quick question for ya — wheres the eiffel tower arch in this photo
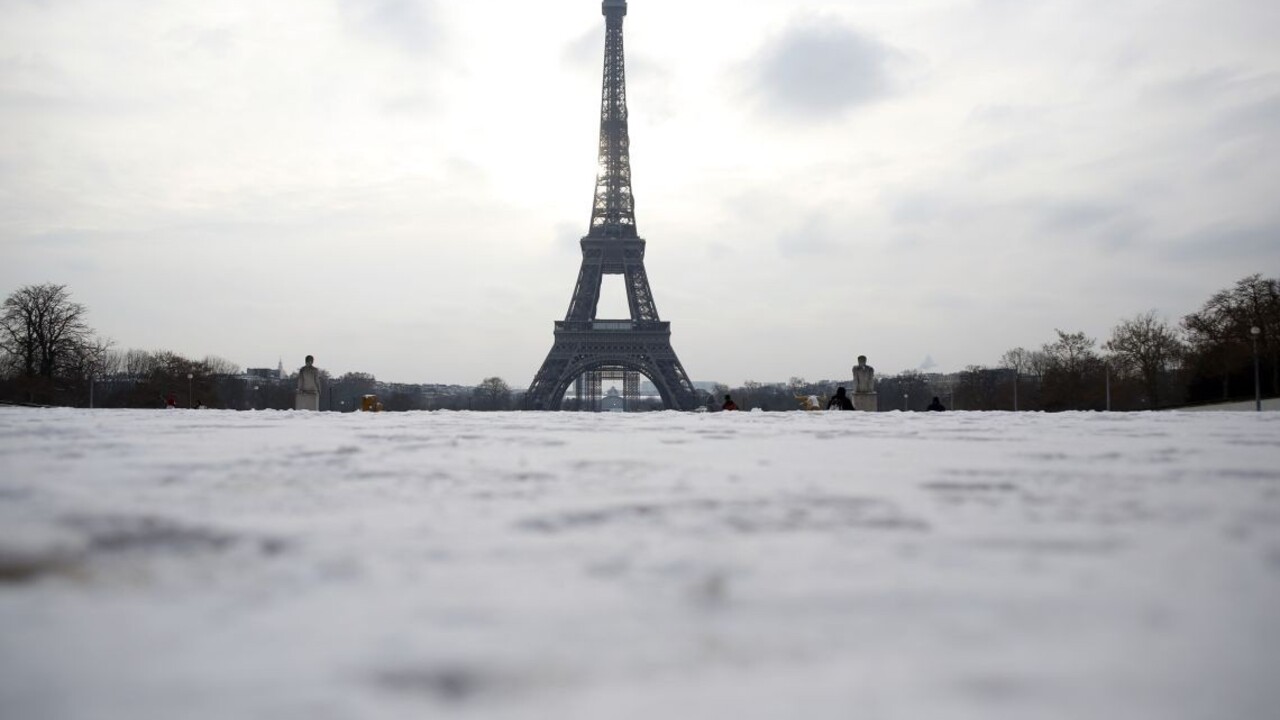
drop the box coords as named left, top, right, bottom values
left=525, top=0, right=698, bottom=411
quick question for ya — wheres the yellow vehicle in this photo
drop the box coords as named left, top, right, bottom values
left=360, top=394, right=384, bottom=412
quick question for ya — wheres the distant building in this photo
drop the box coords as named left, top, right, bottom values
left=601, top=386, right=625, bottom=412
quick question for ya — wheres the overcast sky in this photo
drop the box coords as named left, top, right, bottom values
left=2, top=0, right=1277, bottom=386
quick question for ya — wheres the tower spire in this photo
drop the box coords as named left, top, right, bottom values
left=590, top=0, right=637, bottom=238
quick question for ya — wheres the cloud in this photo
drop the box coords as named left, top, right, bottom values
left=561, top=24, right=600, bottom=70
left=1154, top=67, right=1249, bottom=101
left=339, top=0, right=440, bottom=56
left=1160, top=220, right=1280, bottom=263
left=1037, top=200, right=1144, bottom=252
left=1217, top=92, right=1280, bottom=138
left=747, top=17, right=896, bottom=120
left=775, top=213, right=842, bottom=258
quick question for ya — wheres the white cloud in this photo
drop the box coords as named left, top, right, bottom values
left=746, top=17, right=897, bottom=119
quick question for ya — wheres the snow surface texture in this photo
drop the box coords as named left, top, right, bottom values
left=1, top=407, right=1278, bottom=720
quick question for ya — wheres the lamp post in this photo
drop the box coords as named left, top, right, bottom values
left=1252, top=326, right=1262, bottom=412
left=187, top=373, right=194, bottom=408
left=902, top=392, right=909, bottom=411
left=1104, top=361, right=1111, bottom=412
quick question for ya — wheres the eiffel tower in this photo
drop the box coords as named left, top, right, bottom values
left=524, top=0, right=698, bottom=411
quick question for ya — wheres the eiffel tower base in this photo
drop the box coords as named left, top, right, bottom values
left=524, top=321, right=699, bottom=411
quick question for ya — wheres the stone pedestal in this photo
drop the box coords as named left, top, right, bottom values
left=853, top=392, right=878, bottom=412
left=295, top=392, right=319, bottom=411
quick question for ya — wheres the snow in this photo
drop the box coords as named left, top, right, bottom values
left=1, top=407, right=1278, bottom=720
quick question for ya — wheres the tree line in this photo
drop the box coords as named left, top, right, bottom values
left=880, top=274, right=1275, bottom=411
left=4, top=275, right=1274, bottom=411
left=705, top=275, right=1276, bottom=412
left=0, top=283, right=520, bottom=410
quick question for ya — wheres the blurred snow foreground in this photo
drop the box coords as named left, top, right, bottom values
left=1, top=408, right=1278, bottom=720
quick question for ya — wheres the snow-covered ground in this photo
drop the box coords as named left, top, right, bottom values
left=1, top=407, right=1278, bottom=720
left=1177, top=397, right=1280, bottom=412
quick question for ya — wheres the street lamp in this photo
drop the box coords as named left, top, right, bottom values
left=1104, top=361, right=1111, bottom=412
left=187, top=373, right=194, bottom=408
left=902, top=392, right=909, bottom=411
left=1252, top=326, right=1262, bottom=412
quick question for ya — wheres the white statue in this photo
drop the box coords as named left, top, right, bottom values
left=295, top=355, right=321, bottom=411
left=852, top=355, right=875, bottom=394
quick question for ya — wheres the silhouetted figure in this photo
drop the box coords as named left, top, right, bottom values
left=926, top=396, right=947, bottom=412
left=165, top=392, right=177, bottom=409
left=827, top=387, right=854, bottom=410
left=722, top=394, right=739, bottom=411
left=296, top=355, right=321, bottom=411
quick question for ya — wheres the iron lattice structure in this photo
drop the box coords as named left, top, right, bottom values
left=571, top=369, right=640, bottom=412
left=525, top=0, right=698, bottom=411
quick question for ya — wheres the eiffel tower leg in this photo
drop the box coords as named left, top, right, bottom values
left=566, top=251, right=604, bottom=323
left=623, top=261, right=659, bottom=323
left=525, top=353, right=570, bottom=410
left=651, top=357, right=698, bottom=411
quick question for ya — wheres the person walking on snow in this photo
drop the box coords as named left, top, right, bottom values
left=721, top=394, right=739, bottom=411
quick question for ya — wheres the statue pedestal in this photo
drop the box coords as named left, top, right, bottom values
left=853, top=392, right=878, bottom=412
left=295, top=393, right=319, bottom=411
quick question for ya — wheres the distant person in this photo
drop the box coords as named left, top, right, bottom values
left=296, top=355, right=321, bottom=411
left=926, top=396, right=947, bottom=412
left=165, top=392, right=177, bottom=409
left=721, top=394, right=739, bottom=411
left=827, top=387, right=854, bottom=411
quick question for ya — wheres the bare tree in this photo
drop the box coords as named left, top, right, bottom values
left=878, top=370, right=931, bottom=411
left=1105, top=311, right=1185, bottom=407
left=202, top=355, right=242, bottom=376
left=67, top=336, right=113, bottom=381
left=473, top=377, right=512, bottom=410
left=0, top=283, right=96, bottom=381
left=120, top=348, right=156, bottom=377
left=955, top=365, right=1006, bottom=410
left=1000, top=347, right=1032, bottom=410
left=1040, top=330, right=1102, bottom=410
left=1183, top=274, right=1279, bottom=401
